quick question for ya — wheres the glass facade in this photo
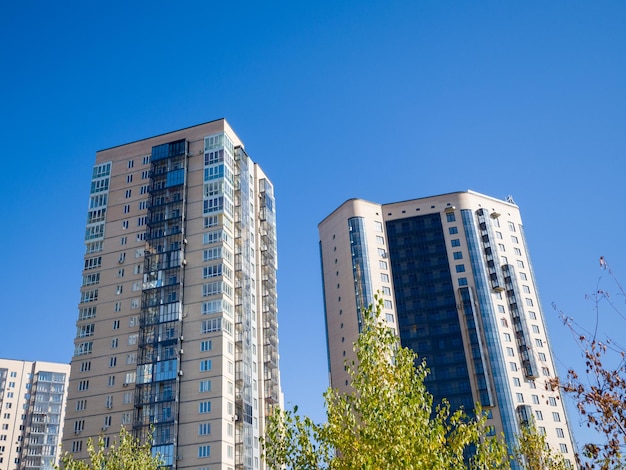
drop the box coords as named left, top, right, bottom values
left=134, top=139, right=188, bottom=467
left=348, top=217, right=373, bottom=331
left=386, top=213, right=473, bottom=411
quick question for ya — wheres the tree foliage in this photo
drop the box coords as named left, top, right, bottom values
left=549, top=257, right=626, bottom=469
left=57, top=427, right=162, bottom=470
left=262, top=296, right=511, bottom=469
left=549, top=257, right=626, bottom=470
left=514, top=421, right=568, bottom=470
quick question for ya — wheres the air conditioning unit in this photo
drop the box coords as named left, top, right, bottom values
left=123, top=383, right=128, bottom=387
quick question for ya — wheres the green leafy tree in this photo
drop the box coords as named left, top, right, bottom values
left=263, top=296, right=511, bottom=469
left=514, top=421, right=568, bottom=470
left=58, top=427, right=162, bottom=470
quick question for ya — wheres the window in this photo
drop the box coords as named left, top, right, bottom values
left=143, top=155, right=150, bottom=165
left=455, top=264, right=465, bottom=273
left=511, top=235, right=519, bottom=243
left=542, top=367, right=551, bottom=376
left=528, top=310, right=536, bottom=320
left=514, top=247, right=522, bottom=255
left=509, top=362, right=517, bottom=372
left=128, top=160, right=134, bottom=169
left=532, top=395, right=540, bottom=404
left=380, top=273, right=389, bottom=282
left=116, top=285, right=123, bottom=295
left=201, top=340, right=212, bottom=352
left=449, top=227, right=458, bottom=234
left=84, top=256, right=102, bottom=270
left=78, top=380, right=89, bottom=391
left=535, top=410, right=543, bottom=420
left=382, top=286, right=391, bottom=295
left=538, top=352, right=547, bottom=361
left=107, top=376, right=115, bottom=387
left=374, top=221, right=383, bottom=232
left=516, top=393, right=524, bottom=403
left=519, top=272, right=527, bottom=280
left=198, top=423, right=211, bottom=435
left=123, top=392, right=134, bottom=404
left=199, top=380, right=211, bottom=392
left=552, top=412, right=561, bottom=422
left=451, top=239, right=461, bottom=247
left=526, top=298, right=534, bottom=307
left=112, top=320, right=120, bottom=330
left=126, top=353, right=137, bottom=365
left=560, top=443, right=568, bottom=453
left=384, top=300, right=393, bottom=309
left=200, top=360, right=212, bottom=371
left=80, top=289, right=99, bottom=303
left=453, top=251, right=463, bottom=260
left=379, top=260, right=388, bottom=269
left=77, top=324, right=95, bottom=337
left=73, top=420, right=85, bottom=433
left=109, top=357, right=117, bottom=367
left=111, top=338, right=118, bottom=349
left=556, top=428, right=565, bottom=438
left=517, top=260, right=525, bottom=268
left=378, top=248, right=386, bottom=258
left=129, top=316, right=138, bottom=327
left=74, top=342, right=93, bottom=356
left=532, top=325, right=540, bottom=333
left=535, top=338, right=544, bottom=347
left=458, top=278, right=468, bottom=286
left=199, top=401, right=211, bottom=413
left=498, top=243, right=506, bottom=251
left=513, top=377, right=520, bottom=387
left=125, top=189, right=131, bottom=199
left=495, top=231, right=502, bottom=239
left=71, top=440, right=83, bottom=453
left=508, top=221, right=516, bottom=232
left=506, top=347, right=514, bottom=357
left=549, top=397, right=557, bottom=406
left=198, top=445, right=211, bottom=458
left=80, top=361, right=91, bottom=372
left=446, top=212, right=456, bottom=222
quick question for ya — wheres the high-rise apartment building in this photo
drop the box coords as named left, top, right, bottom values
left=63, top=120, right=281, bottom=470
left=319, top=191, right=576, bottom=467
left=0, top=359, right=70, bottom=470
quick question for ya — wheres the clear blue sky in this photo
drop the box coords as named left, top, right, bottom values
left=1, top=0, right=625, bottom=451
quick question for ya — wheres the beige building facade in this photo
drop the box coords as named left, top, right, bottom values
left=0, top=359, right=70, bottom=470
left=319, top=191, right=576, bottom=468
left=63, top=119, right=281, bottom=470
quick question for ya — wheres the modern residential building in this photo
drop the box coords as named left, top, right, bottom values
left=319, top=191, right=576, bottom=467
left=63, top=119, right=281, bottom=470
left=0, top=359, right=70, bottom=470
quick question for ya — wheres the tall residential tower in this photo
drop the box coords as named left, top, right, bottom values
left=0, top=359, right=70, bottom=470
left=63, top=120, right=281, bottom=470
left=319, top=191, right=576, bottom=467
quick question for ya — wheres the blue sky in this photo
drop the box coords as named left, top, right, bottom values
left=1, top=0, right=625, bottom=451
